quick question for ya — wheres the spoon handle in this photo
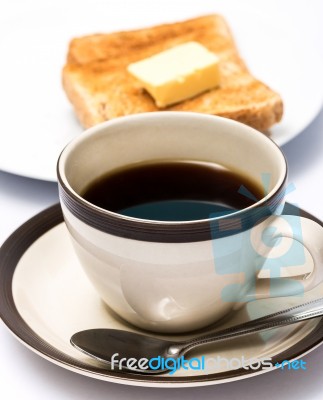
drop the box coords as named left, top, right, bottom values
left=172, top=297, right=323, bottom=355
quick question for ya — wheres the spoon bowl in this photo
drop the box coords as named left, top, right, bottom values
left=71, top=329, right=175, bottom=374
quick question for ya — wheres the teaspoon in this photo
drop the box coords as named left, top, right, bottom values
left=71, top=298, right=323, bottom=374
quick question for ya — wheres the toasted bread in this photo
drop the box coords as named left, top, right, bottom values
left=62, top=15, right=283, bottom=131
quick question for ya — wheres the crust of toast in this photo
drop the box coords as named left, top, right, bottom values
left=62, top=15, right=283, bottom=131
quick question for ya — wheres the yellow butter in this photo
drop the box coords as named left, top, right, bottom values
left=127, top=42, right=220, bottom=107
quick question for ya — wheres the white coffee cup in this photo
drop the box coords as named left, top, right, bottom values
left=57, top=112, right=323, bottom=333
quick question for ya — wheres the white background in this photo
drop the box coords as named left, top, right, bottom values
left=1, top=0, right=323, bottom=398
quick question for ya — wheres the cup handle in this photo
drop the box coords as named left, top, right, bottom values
left=244, top=214, right=323, bottom=301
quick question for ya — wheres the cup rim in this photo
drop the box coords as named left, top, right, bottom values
left=57, top=112, right=287, bottom=242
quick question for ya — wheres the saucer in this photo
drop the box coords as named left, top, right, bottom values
left=1, top=203, right=323, bottom=388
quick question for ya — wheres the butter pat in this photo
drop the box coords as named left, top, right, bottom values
left=127, top=42, right=220, bottom=107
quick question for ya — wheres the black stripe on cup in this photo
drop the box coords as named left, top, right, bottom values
left=57, top=173, right=287, bottom=243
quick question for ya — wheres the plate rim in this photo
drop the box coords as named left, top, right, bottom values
left=1, top=203, right=323, bottom=387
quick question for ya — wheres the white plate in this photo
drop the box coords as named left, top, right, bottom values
left=0, top=0, right=322, bottom=182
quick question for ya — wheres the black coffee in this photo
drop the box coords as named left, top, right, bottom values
left=82, top=161, right=263, bottom=221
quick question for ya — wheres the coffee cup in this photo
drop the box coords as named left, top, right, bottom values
left=57, top=112, right=323, bottom=333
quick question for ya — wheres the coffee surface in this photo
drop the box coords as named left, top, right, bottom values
left=82, top=161, right=263, bottom=221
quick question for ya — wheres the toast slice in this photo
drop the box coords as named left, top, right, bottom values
left=62, top=15, right=283, bottom=131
